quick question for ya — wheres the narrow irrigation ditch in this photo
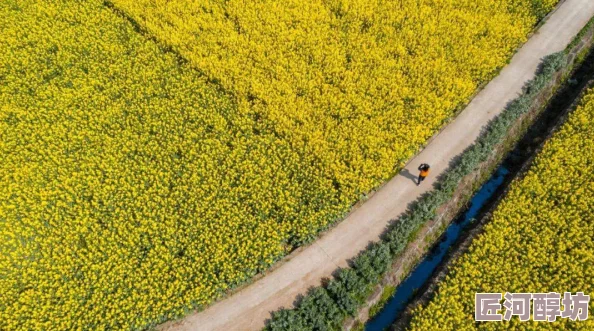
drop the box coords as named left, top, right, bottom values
left=362, top=37, right=594, bottom=331
left=365, top=167, right=509, bottom=331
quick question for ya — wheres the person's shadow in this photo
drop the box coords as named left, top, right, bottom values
left=400, top=168, right=418, bottom=184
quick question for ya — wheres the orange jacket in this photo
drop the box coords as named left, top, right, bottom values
left=420, top=169, right=430, bottom=177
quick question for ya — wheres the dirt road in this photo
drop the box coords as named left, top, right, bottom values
left=160, top=1, right=594, bottom=330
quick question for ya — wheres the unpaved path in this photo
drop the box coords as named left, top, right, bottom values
left=160, top=1, right=594, bottom=330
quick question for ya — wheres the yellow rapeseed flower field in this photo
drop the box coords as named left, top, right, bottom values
left=0, top=0, right=558, bottom=329
left=408, top=88, right=594, bottom=330
left=112, top=0, right=558, bottom=208
left=0, top=0, right=302, bottom=329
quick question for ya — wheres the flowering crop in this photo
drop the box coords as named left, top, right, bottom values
left=408, top=88, right=594, bottom=330
left=0, top=0, right=558, bottom=330
left=112, top=0, right=559, bottom=212
left=0, top=0, right=311, bottom=329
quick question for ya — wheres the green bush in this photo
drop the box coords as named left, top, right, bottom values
left=268, top=309, right=306, bottom=331
left=327, top=278, right=359, bottom=316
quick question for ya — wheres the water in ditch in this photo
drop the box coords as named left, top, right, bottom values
left=364, top=165, right=510, bottom=331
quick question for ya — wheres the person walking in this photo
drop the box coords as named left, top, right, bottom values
left=417, top=163, right=430, bottom=186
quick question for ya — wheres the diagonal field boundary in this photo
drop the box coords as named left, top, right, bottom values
left=159, top=1, right=594, bottom=330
